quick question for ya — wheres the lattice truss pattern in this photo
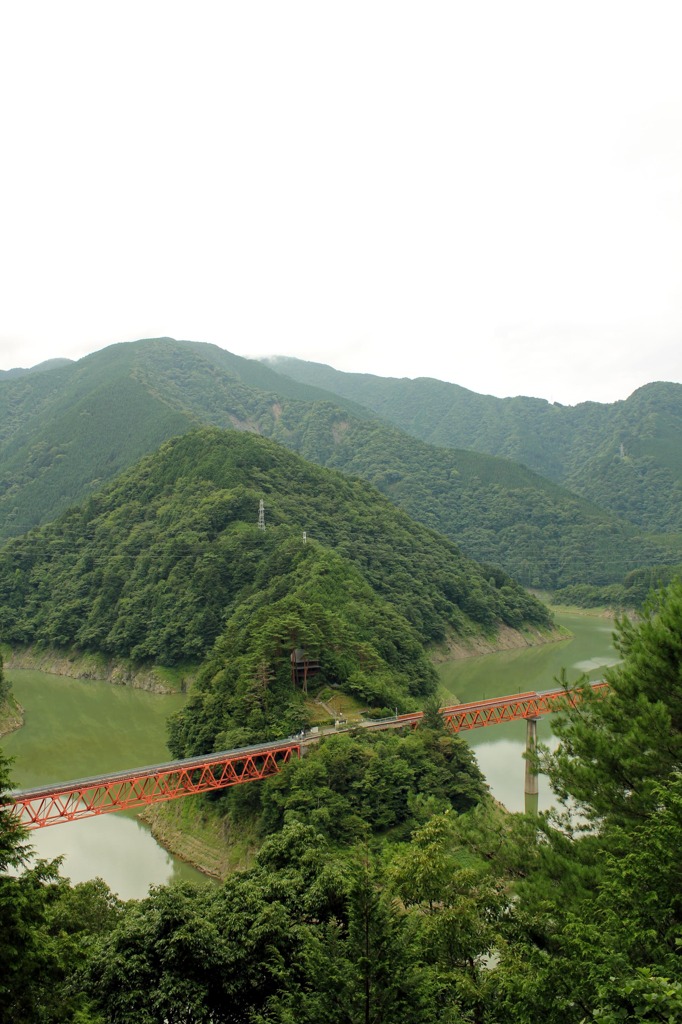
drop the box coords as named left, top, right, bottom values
left=10, top=744, right=299, bottom=829
left=7, top=683, right=607, bottom=829
left=439, top=681, right=609, bottom=732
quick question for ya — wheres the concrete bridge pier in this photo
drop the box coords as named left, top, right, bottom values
left=524, top=716, right=539, bottom=816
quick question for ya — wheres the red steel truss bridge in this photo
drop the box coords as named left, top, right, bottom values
left=8, top=681, right=607, bottom=829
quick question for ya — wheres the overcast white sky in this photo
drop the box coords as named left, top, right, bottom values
left=1, top=2, right=681, bottom=405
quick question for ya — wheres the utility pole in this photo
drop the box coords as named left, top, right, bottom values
left=258, top=499, right=265, bottom=531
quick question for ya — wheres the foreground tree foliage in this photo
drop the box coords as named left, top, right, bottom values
left=83, top=819, right=508, bottom=1024
left=492, top=579, right=682, bottom=1023
left=0, top=748, right=115, bottom=1023
left=4, top=579, right=682, bottom=1022
left=255, top=727, right=487, bottom=842
left=544, top=578, right=682, bottom=827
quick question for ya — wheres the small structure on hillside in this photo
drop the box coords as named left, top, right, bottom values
left=290, top=648, right=320, bottom=693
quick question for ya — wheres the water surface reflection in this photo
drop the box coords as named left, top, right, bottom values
left=437, top=611, right=618, bottom=812
left=4, top=669, right=211, bottom=898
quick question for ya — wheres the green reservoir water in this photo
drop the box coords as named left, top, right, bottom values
left=2, top=610, right=619, bottom=894
left=437, top=611, right=620, bottom=813
left=3, top=669, right=210, bottom=899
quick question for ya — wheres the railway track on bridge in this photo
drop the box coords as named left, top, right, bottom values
left=6, top=681, right=607, bottom=829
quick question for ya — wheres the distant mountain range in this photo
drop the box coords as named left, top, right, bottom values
left=266, top=357, right=682, bottom=534
left=0, top=338, right=678, bottom=593
left=0, top=358, right=73, bottom=379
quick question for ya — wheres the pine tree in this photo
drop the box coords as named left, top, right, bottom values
left=542, top=579, right=682, bottom=826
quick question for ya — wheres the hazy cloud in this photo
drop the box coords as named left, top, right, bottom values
left=1, top=1, right=680, bottom=405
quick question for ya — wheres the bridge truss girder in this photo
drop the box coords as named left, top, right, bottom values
left=7, top=682, right=608, bottom=830
left=11, top=744, right=300, bottom=830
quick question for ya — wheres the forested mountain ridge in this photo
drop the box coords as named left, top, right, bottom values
left=0, top=357, right=73, bottom=379
left=268, top=356, right=682, bottom=533
left=267, top=399, right=668, bottom=589
left=564, top=381, right=682, bottom=531
left=0, top=428, right=551, bottom=745
left=0, top=338, right=670, bottom=591
left=0, top=338, right=368, bottom=541
left=5, top=581, right=682, bottom=1023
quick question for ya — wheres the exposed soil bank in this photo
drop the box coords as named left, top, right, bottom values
left=431, top=622, right=569, bottom=664
left=5, top=623, right=566, bottom=700
left=4, top=645, right=196, bottom=695
left=5, top=618, right=566, bottom=694
left=0, top=696, right=24, bottom=738
left=140, top=799, right=260, bottom=882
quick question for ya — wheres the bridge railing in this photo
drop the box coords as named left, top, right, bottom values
left=6, top=680, right=608, bottom=829
left=9, top=741, right=299, bottom=830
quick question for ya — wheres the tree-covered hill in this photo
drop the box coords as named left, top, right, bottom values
left=0, top=338, right=670, bottom=591
left=267, top=399, right=668, bottom=589
left=564, top=382, right=682, bottom=532
left=0, top=338, right=368, bottom=542
left=0, top=428, right=551, bottom=743
left=0, top=357, right=73, bottom=379
left=268, top=357, right=682, bottom=534
left=5, top=581, right=682, bottom=1023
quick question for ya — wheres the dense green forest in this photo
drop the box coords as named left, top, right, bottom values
left=553, top=561, right=682, bottom=609
left=271, top=357, right=682, bottom=535
left=274, top=401, right=668, bottom=590
left=0, top=428, right=551, bottom=743
left=0, top=653, right=10, bottom=726
left=0, top=337, right=673, bottom=593
left=4, top=580, right=682, bottom=1022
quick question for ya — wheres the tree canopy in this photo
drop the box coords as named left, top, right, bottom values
left=0, top=428, right=553, bottom=749
left=4, top=577, right=682, bottom=1022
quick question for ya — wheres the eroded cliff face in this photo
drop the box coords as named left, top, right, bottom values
left=430, top=621, right=569, bottom=663
left=4, top=646, right=195, bottom=695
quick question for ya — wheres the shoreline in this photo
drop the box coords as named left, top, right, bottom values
left=139, top=799, right=260, bottom=882
left=3, top=645, right=197, bottom=696
left=0, top=696, right=24, bottom=738
left=430, top=621, right=569, bottom=664
left=2, top=622, right=574, bottom=878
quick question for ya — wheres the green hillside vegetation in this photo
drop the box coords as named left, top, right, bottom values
left=4, top=580, right=682, bottom=1023
left=0, top=428, right=550, bottom=745
left=554, top=563, right=682, bottom=609
left=269, top=400, right=668, bottom=589
left=0, top=357, right=73, bottom=379
left=0, top=338, right=671, bottom=592
left=564, top=382, right=682, bottom=532
left=0, top=339, right=366, bottom=542
left=270, top=357, right=682, bottom=535
left=170, top=714, right=487, bottom=845
left=0, top=653, right=19, bottom=736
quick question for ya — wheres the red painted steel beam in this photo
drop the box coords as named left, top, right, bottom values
left=10, top=742, right=300, bottom=829
left=378, top=681, right=608, bottom=732
left=439, top=680, right=609, bottom=733
left=6, top=681, right=608, bottom=829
